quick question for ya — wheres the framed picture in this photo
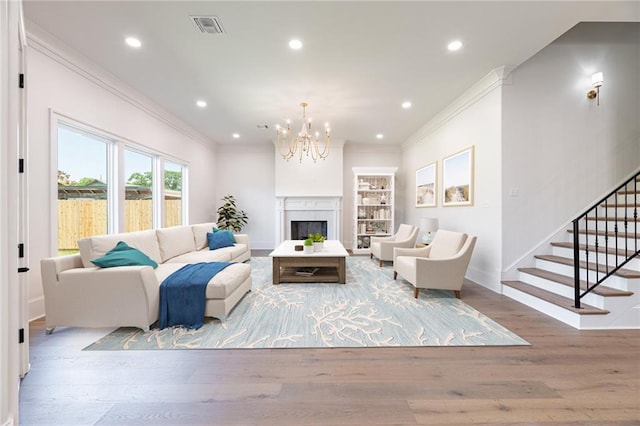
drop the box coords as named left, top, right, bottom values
left=442, top=146, right=474, bottom=207
left=415, top=161, right=437, bottom=207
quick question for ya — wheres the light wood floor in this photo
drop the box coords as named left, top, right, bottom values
left=19, top=255, right=640, bottom=425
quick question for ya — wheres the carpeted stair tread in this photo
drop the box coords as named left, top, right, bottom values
left=518, top=268, right=633, bottom=297
left=551, top=241, right=638, bottom=258
left=534, top=254, right=640, bottom=278
left=567, top=228, right=639, bottom=240
left=502, top=281, right=609, bottom=315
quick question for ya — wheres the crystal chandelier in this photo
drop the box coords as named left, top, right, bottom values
left=276, top=102, right=330, bottom=163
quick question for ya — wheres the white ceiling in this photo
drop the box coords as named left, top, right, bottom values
left=22, top=1, right=639, bottom=149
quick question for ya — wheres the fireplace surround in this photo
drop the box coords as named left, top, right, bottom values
left=275, top=197, right=342, bottom=245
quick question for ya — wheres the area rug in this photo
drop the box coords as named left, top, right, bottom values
left=84, top=257, right=528, bottom=350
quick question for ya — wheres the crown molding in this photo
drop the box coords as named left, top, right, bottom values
left=402, top=66, right=514, bottom=150
left=25, top=20, right=215, bottom=149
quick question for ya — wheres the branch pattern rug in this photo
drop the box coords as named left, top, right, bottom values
left=85, top=257, right=528, bottom=350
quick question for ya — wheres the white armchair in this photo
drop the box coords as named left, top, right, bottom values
left=369, top=224, right=419, bottom=267
left=393, top=230, right=477, bottom=299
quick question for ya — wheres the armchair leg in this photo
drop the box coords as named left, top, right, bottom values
left=370, top=253, right=373, bottom=259
left=393, top=271, right=397, bottom=280
left=413, top=288, right=419, bottom=299
left=379, top=259, right=383, bottom=267
left=454, top=290, right=461, bottom=299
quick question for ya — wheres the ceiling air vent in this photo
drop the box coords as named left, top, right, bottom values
left=190, top=16, right=225, bottom=34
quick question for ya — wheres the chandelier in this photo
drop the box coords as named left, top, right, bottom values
left=276, top=102, right=330, bottom=163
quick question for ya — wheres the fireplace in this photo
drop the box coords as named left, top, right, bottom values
left=291, top=220, right=328, bottom=240
left=275, top=196, right=342, bottom=245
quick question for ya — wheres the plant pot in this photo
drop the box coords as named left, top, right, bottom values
left=303, top=245, right=313, bottom=254
left=313, top=242, right=323, bottom=252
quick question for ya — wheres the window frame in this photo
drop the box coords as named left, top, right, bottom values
left=51, top=112, right=189, bottom=255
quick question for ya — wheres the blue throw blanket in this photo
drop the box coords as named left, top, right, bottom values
left=159, top=262, right=233, bottom=330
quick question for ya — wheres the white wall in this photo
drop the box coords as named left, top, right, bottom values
left=274, top=140, right=344, bottom=197
left=401, top=72, right=505, bottom=290
left=502, top=22, right=640, bottom=269
left=216, top=141, right=399, bottom=250
left=26, top=27, right=218, bottom=320
left=343, top=143, right=403, bottom=249
left=215, top=144, right=275, bottom=250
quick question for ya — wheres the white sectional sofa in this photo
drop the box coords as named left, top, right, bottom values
left=40, top=223, right=252, bottom=333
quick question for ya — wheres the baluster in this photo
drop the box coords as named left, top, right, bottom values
left=584, top=215, right=590, bottom=292
left=573, top=218, right=581, bottom=309
left=594, top=206, right=599, bottom=286
left=604, top=198, right=609, bottom=272
left=625, top=185, right=629, bottom=254
left=635, top=177, right=638, bottom=253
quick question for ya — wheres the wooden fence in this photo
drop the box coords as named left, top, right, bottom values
left=58, top=199, right=181, bottom=250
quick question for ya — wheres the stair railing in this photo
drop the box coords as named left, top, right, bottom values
left=572, top=170, right=639, bottom=308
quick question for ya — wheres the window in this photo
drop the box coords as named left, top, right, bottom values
left=55, top=118, right=188, bottom=255
left=57, top=125, right=109, bottom=255
left=124, top=149, right=153, bottom=232
left=164, top=161, right=183, bottom=227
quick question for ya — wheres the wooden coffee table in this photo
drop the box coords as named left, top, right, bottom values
left=269, top=240, right=349, bottom=284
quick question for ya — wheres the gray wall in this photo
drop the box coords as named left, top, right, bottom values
left=502, top=22, right=640, bottom=269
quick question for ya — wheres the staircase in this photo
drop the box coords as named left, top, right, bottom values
left=502, top=173, right=640, bottom=329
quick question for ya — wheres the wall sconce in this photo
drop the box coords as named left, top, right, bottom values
left=587, top=72, right=604, bottom=106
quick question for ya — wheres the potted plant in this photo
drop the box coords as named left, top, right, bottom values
left=309, top=233, right=325, bottom=251
left=303, top=238, right=314, bottom=254
left=216, top=194, right=248, bottom=232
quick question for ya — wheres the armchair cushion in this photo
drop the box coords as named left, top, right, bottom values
left=428, top=230, right=467, bottom=259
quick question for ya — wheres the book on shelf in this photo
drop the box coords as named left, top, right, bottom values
left=295, top=267, right=320, bottom=276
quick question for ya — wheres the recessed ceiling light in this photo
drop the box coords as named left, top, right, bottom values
left=196, top=100, right=207, bottom=108
left=232, top=133, right=240, bottom=139
left=448, top=40, right=463, bottom=51
left=125, top=37, right=142, bottom=48
left=289, top=39, right=303, bottom=50
left=376, top=134, right=384, bottom=139
left=401, top=101, right=412, bottom=109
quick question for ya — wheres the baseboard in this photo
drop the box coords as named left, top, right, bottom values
left=466, top=265, right=501, bottom=293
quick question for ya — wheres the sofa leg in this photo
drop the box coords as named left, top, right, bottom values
left=413, top=288, right=419, bottom=299
left=45, top=327, right=55, bottom=335
left=379, top=259, right=383, bottom=267
left=393, top=271, right=397, bottom=280
left=370, top=253, right=373, bottom=259
left=454, top=290, right=461, bottom=299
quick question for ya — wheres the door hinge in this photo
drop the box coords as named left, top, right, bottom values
left=18, top=267, right=29, bottom=273
left=19, top=158, right=24, bottom=173
left=19, top=328, right=24, bottom=344
left=19, top=73, right=24, bottom=89
left=18, top=243, right=24, bottom=258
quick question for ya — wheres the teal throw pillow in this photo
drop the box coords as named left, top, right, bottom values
left=207, top=231, right=234, bottom=250
left=212, top=227, right=236, bottom=243
left=91, top=241, right=158, bottom=269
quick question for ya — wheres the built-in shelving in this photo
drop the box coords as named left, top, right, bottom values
left=352, top=167, right=397, bottom=254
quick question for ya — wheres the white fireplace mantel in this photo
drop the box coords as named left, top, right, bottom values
left=275, top=196, right=342, bottom=245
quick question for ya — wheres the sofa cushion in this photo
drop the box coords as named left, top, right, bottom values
left=205, top=263, right=251, bottom=299
left=156, top=226, right=196, bottom=262
left=207, top=231, right=234, bottom=250
left=429, top=230, right=467, bottom=259
left=191, top=222, right=219, bottom=250
left=166, top=248, right=233, bottom=264
left=78, top=229, right=162, bottom=268
left=91, top=241, right=158, bottom=269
